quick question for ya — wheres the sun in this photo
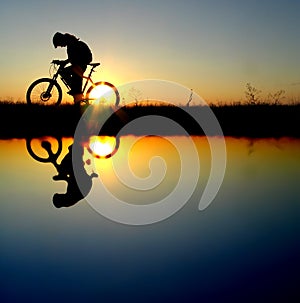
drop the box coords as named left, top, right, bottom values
left=88, top=84, right=118, bottom=105
left=88, top=136, right=119, bottom=158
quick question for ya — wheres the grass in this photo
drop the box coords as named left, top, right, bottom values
left=0, top=101, right=299, bottom=138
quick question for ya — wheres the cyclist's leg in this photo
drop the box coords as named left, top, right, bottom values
left=70, top=65, right=85, bottom=92
left=70, top=65, right=87, bottom=103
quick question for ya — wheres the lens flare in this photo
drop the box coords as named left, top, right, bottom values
left=74, top=79, right=227, bottom=225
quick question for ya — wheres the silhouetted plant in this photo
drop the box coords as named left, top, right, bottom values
left=128, top=87, right=143, bottom=106
left=268, top=89, right=285, bottom=105
left=245, top=83, right=262, bottom=105
left=186, top=89, right=193, bottom=107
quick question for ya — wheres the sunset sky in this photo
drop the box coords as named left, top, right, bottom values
left=0, top=0, right=299, bottom=103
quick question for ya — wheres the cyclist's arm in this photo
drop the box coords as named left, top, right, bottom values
left=60, top=59, right=70, bottom=66
left=52, top=59, right=70, bottom=66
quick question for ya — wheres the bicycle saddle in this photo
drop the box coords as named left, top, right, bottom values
left=89, top=63, right=100, bottom=67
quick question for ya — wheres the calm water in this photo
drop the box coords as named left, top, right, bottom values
left=0, top=136, right=299, bottom=302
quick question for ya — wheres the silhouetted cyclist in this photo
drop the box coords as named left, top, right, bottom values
left=52, top=32, right=93, bottom=103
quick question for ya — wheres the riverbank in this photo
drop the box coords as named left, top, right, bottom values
left=0, top=102, right=299, bottom=138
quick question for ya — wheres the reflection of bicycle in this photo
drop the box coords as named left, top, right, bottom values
left=26, top=137, right=63, bottom=168
left=26, top=137, right=99, bottom=208
left=26, top=61, right=120, bottom=106
left=26, top=136, right=120, bottom=166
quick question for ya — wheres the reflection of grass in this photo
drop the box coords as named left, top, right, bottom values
left=209, top=103, right=300, bottom=138
left=0, top=101, right=81, bottom=138
left=0, top=101, right=299, bottom=138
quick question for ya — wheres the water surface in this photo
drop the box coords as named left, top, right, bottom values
left=0, top=137, right=299, bottom=302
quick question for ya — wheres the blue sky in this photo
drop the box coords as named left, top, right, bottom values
left=0, top=0, right=299, bottom=103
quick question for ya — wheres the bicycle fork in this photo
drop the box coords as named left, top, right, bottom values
left=44, top=74, right=60, bottom=98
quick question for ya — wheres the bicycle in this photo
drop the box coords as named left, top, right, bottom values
left=26, top=61, right=120, bottom=106
left=25, top=136, right=99, bottom=208
left=26, top=136, right=120, bottom=166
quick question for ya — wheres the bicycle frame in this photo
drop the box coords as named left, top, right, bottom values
left=52, top=62, right=100, bottom=95
left=82, top=64, right=100, bottom=93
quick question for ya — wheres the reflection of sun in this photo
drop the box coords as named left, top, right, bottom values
left=88, top=136, right=117, bottom=158
left=88, top=85, right=115, bottom=105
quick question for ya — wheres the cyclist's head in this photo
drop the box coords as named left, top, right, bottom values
left=52, top=193, right=65, bottom=208
left=53, top=32, right=66, bottom=48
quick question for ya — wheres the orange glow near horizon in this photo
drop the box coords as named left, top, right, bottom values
left=88, top=136, right=118, bottom=159
left=88, top=84, right=118, bottom=106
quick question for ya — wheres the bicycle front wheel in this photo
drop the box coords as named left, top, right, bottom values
left=26, top=137, right=63, bottom=163
left=85, top=81, right=120, bottom=106
left=26, top=78, right=62, bottom=106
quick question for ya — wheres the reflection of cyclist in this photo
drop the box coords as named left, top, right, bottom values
left=52, top=143, right=98, bottom=208
left=52, top=32, right=93, bottom=103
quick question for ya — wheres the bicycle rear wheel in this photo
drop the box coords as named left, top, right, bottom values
left=85, top=81, right=120, bottom=106
left=26, top=78, right=62, bottom=106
